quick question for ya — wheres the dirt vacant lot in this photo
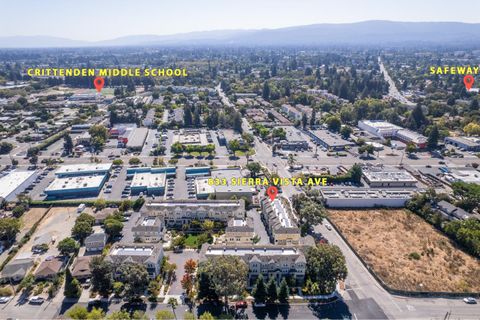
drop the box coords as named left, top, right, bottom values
left=20, top=208, right=49, bottom=233
left=328, top=209, right=480, bottom=293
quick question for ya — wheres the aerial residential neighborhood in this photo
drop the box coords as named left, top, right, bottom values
left=0, top=1, right=480, bottom=320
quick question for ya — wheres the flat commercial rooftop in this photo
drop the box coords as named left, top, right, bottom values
left=363, top=169, right=417, bottom=183
left=448, top=169, right=480, bottom=184
left=56, top=163, right=112, bottom=176
left=321, top=189, right=415, bottom=199
left=0, top=170, right=36, bottom=199
left=311, top=130, right=355, bottom=147
left=131, top=173, right=166, bottom=189
left=127, top=128, right=149, bottom=148
left=46, top=175, right=105, bottom=192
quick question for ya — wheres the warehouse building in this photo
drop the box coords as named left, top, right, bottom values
left=55, top=164, right=112, bottom=177
left=305, top=130, right=354, bottom=151
left=444, top=136, right=480, bottom=152
left=126, top=127, right=149, bottom=151
left=131, top=172, right=166, bottom=196
left=195, top=168, right=255, bottom=200
left=358, top=120, right=427, bottom=148
left=126, top=167, right=176, bottom=178
left=363, top=167, right=418, bottom=188
left=45, top=163, right=111, bottom=199
left=0, top=170, right=37, bottom=202
left=321, top=188, right=415, bottom=208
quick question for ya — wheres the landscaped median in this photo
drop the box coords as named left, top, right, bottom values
left=328, top=209, right=480, bottom=295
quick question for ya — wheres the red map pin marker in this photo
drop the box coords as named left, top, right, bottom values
left=267, top=186, right=278, bottom=201
left=464, top=75, right=474, bottom=90
left=94, top=77, right=105, bottom=92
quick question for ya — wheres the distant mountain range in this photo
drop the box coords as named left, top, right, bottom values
left=2, top=21, right=480, bottom=48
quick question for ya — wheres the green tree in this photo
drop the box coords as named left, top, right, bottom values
left=107, top=311, right=131, bottom=320
left=129, top=157, right=142, bottom=165
left=156, top=310, right=175, bottom=320
left=199, top=312, right=214, bottom=320
left=113, top=281, right=124, bottom=297
left=266, top=277, right=278, bottom=303
left=119, top=263, right=149, bottom=299
left=93, top=198, right=107, bottom=211
left=57, top=237, right=79, bottom=255
left=406, top=143, right=417, bottom=154
left=340, top=126, right=353, bottom=139
left=197, top=272, right=218, bottom=301
left=0, top=142, right=14, bottom=155
left=233, top=112, right=243, bottom=133
left=326, top=116, right=341, bottom=132
left=12, top=205, right=26, bottom=218
left=64, top=268, right=82, bottom=298
left=167, top=297, right=178, bottom=320
left=133, top=197, right=145, bottom=211
left=64, top=134, right=74, bottom=155
left=301, top=113, right=308, bottom=130
left=197, top=255, right=248, bottom=309
left=349, top=164, right=362, bottom=184
left=278, top=278, right=289, bottom=303
left=112, top=159, right=124, bottom=166
left=252, top=274, right=267, bottom=305
left=262, top=81, right=270, bottom=101
left=132, top=310, right=148, bottom=320
left=0, top=217, right=20, bottom=242
left=427, top=125, right=439, bottom=150
left=72, top=221, right=93, bottom=242
left=66, top=305, right=89, bottom=320
left=87, top=308, right=105, bottom=319
left=90, top=256, right=113, bottom=297
left=246, top=162, right=262, bottom=178
left=305, top=244, right=348, bottom=295
left=104, top=218, right=123, bottom=239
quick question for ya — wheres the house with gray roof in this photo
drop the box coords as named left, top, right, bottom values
left=224, top=217, right=255, bottom=244
left=436, top=200, right=472, bottom=221
left=85, top=232, right=106, bottom=252
left=0, top=258, right=34, bottom=283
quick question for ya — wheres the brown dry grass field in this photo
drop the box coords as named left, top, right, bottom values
left=328, top=209, right=480, bottom=293
left=20, top=208, right=48, bottom=232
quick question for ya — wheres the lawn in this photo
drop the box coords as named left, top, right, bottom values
left=328, top=209, right=480, bottom=293
left=184, top=235, right=199, bottom=248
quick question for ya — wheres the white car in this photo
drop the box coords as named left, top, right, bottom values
left=0, top=296, right=11, bottom=303
left=463, top=297, right=477, bottom=304
left=325, top=223, right=332, bottom=231
left=29, top=296, right=45, bottom=304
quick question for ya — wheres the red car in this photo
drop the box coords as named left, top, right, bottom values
left=235, top=301, right=248, bottom=309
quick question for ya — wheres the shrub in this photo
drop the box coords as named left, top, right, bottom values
left=408, top=252, right=421, bottom=260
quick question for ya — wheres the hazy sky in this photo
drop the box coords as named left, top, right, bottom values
left=2, top=0, right=479, bottom=41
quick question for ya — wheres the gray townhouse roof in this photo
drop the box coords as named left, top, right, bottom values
left=105, top=243, right=163, bottom=266
left=85, top=232, right=106, bottom=245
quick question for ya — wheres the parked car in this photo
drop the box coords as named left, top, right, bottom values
left=0, top=296, right=11, bottom=303
left=29, top=296, right=45, bottom=304
left=325, top=223, right=332, bottom=231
